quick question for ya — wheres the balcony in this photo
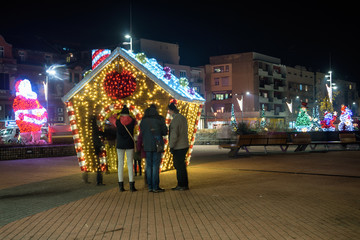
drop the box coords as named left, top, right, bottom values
left=258, top=68, right=268, bottom=76
left=273, top=98, right=282, bottom=104
left=264, top=84, right=274, bottom=90
left=265, top=110, right=275, bottom=116
left=259, top=96, right=269, bottom=103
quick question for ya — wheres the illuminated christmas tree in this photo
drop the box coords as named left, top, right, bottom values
left=295, top=102, right=312, bottom=132
left=259, top=105, right=268, bottom=130
left=338, top=105, right=354, bottom=131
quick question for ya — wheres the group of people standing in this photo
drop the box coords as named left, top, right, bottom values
left=113, top=102, right=189, bottom=193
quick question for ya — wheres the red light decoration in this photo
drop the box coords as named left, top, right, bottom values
left=103, top=70, right=137, bottom=100
left=13, top=79, right=48, bottom=133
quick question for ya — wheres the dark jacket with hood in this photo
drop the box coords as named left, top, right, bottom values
left=139, top=107, right=168, bottom=152
left=116, top=114, right=136, bottom=149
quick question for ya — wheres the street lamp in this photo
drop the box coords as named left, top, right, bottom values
left=44, top=64, right=65, bottom=111
left=44, top=64, right=65, bottom=143
left=325, top=71, right=336, bottom=103
left=236, top=92, right=251, bottom=122
left=123, top=34, right=133, bottom=52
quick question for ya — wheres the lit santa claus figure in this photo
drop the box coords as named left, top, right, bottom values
left=13, top=79, right=48, bottom=144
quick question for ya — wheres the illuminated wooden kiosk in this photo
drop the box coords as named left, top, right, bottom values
left=62, top=48, right=205, bottom=173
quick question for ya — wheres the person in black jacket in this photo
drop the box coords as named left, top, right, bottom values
left=116, top=105, right=137, bottom=192
left=91, top=116, right=105, bottom=186
left=139, top=105, right=167, bottom=193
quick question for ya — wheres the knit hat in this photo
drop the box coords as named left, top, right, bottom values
left=120, top=105, right=130, bottom=114
left=168, top=102, right=178, bottom=112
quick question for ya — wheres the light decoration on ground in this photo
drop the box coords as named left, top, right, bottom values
left=338, top=105, right=354, bottom=131
left=63, top=48, right=204, bottom=172
left=321, top=111, right=337, bottom=131
left=311, top=105, right=321, bottom=131
left=92, top=49, right=111, bottom=70
left=13, top=79, right=48, bottom=144
left=295, top=102, right=312, bottom=132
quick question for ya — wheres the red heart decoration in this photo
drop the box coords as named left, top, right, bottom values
left=103, top=70, right=137, bottom=99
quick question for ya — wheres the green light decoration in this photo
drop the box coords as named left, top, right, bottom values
left=295, top=102, right=312, bottom=132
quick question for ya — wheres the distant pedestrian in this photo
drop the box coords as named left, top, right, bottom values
left=91, top=116, right=105, bottom=186
left=116, top=105, right=137, bottom=192
left=168, top=102, right=189, bottom=191
left=135, top=131, right=146, bottom=176
left=140, top=105, right=167, bottom=193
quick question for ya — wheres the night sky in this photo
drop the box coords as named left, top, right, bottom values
left=1, top=1, right=358, bottom=84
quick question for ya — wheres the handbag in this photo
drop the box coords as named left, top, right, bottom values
left=150, top=122, right=164, bottom=153
left=154, top=136, right=165, bottom=153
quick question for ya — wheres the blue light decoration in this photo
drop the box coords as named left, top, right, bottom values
left=338, top=105, right=354, bottom=131
left=92, top=49, right=111, bottom=70
left=124, top=49, right=205, bottom=102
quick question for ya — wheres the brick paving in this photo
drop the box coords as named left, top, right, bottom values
left=0, top=146, right=360, bottom=239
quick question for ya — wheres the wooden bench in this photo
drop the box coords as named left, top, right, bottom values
left=289, top=133, right=311, bottom=152
left=220, top=133, right=289, bottom=157
left=220, top=132, right=360, bottom=157
left=309, top=133, right=360, bottom=151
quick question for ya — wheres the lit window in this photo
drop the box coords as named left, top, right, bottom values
left=216, top=94, right=224, bottom=100
left=213, top=66, right=224, bottom=73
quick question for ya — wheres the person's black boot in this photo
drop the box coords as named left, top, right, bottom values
left=82, top=172, right=90, bottom=184
left=96, top=171, right=104, bottom=185
left=129, top=182, right=137, bottom=192
left=118, top=182, right=125, bottom=192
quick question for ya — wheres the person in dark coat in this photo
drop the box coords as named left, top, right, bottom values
left=135, top=131, right=146, bottom=176
left=91, top=116, right=105, bottom=185
left=168, top=102, right=189, bottom=191
left=116, top=105, right=137, bottom=192
left=139, top=105, right=167, bottom=193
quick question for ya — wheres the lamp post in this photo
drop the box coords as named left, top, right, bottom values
left=325, top=71, right=336, bottom=103
left=236, top=91, right=250, bottom=122
left=44, top=64, right=65, bottom=143
left=123, top=34, right=133, bottom=52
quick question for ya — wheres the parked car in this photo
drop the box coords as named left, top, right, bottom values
left=1, top=127, right=21, bottom=143
left=0, top=127, right=48, bottom=144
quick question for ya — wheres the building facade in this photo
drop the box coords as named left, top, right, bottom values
left=205, top=52, right=287, bottom=129
left=0, top=34, right=89, bottom=127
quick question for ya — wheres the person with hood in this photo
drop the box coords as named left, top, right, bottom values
left=116, top=105, right=137, bottom=192
left=168, top=102, right=189, bottom=191
left=140, top=105, right=167, bottom=193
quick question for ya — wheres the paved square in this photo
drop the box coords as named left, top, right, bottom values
left=1, top=146, right=360, bottom=239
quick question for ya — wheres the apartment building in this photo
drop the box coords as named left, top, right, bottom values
left=286, top=65, right=315, bottom=116
left=0, top=34, right=88, bottom=127
left=205, top=52, right=287, bottom=129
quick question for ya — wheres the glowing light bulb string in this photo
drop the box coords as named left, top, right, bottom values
left=66, top=101, right=87, bottom=171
